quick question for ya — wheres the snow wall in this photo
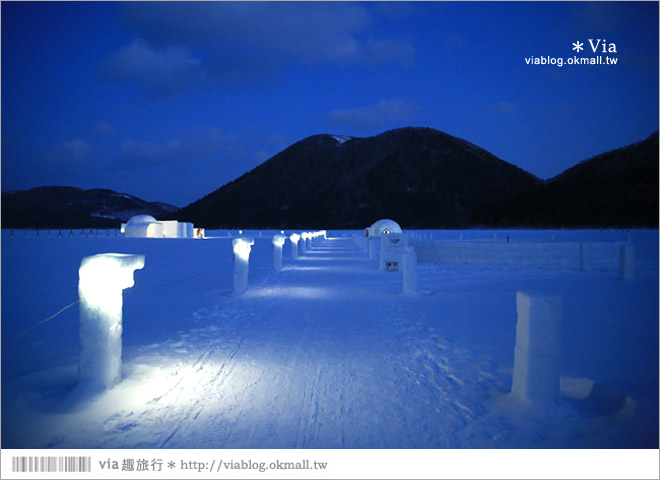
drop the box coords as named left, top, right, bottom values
left=409, top=240, right=628, bottom=269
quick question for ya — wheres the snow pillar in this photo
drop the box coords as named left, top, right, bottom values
left=272, top=234, right=286, bottom=271
left=78, top=253, right=145, bottom=390
left=289, top=233, right=300, bottom=259
left=300, top=233, right=308, bottom=253
left=369, top=237, right=377, bottom=259
left=403, top=247, right=417, bottom=294
left=232, top=238, right=254, bottom=293
left=512, top=292, right=562, bottom=403
left=619, top=245, right=635, bottom=281
left=579, top=242, right=592, bottom=272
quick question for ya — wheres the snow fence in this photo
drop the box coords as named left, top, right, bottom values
left=409, top=240, right=630, bottom=270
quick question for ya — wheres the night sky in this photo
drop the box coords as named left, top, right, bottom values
left=2, top=1, right=658, bottom=207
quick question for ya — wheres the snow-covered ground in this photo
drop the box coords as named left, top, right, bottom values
left=1, top=229, right=658, bottom=449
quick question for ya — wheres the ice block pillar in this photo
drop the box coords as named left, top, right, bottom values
left=579, top=242, right=591, bottom=272
left=272, top=234, right=286, bottom=271
left=511, top=292, right=562, bottom=402
left=300, top=233, right=308, bottom=253
left=289, top=233, right=300, bottom=259
left=78, top=253, right=145, bottom=390
left=232, top=238, right=254, bottom=293
left=369, top=237, right=377, bottom=259
left=619, top=245, right=635, bottom=281
left=403, top=247, right=417, bottom=294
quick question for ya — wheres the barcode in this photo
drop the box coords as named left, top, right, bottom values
left=11, top=456, right=92, bottom=473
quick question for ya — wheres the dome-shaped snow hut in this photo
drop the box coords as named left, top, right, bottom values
left=367, top=219, right=402, bottom=238
left=124, top=214, right=163, bottom=238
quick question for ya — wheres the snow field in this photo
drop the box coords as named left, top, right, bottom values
left=1, top=229, right=658, bottom=448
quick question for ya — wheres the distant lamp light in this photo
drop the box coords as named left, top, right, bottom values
left=78, top=253, right=145, bottom=390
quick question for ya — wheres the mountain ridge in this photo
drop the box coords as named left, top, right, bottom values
left=3, top=127, right=657, bottom=229
left=176, top=127, right=544, bottom=229
left=475, top=130, right=658, bottom=227
left=1, top=186, right=179, bottom=229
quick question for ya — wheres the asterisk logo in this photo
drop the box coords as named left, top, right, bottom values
left=572, top=41, right=584, bottom=52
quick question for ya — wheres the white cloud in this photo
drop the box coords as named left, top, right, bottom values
left=45, top=139, right=94, bottom=164
left=97, top=39, right=206, bottom=98
left=94, top=122, right=115, bottom=135
left=488, top=101, right=515, bottom=115
left=100, top=3, right=415, bottom=97
left=325, top=98, right=422, bottom=130
left=120, top=127, right=238, bottom=165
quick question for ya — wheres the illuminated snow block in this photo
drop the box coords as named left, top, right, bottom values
left=161, top=220, right=179, bottom=238
left=512, top=292, right=562, bottom=402
left=78, top=253, right=145, bottom=390
left=289, top=233, right=301, bottom=259
left=579, top=242, right=592, bottom=272
left=619, top=245, right=635, bottom=281
left=403, top=247, right=417, bottom=294
left=379, top=233, right=408, bottom=271
left=232, top=237, right=255, bottom=293
left=272, top=234, right=286, bottom=271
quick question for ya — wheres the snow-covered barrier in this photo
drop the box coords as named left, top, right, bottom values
left=379, top=233, right=408, bottom=271
left=409, top=240, right=630, bottom=269
left=232, top=238, right=254, bottom=293
left=368, top=237, right=378, bottom=259
left=619, top=245, right=635, bottom=281
left=78, top=253, right=145, bottom=390
left=272, top=234, right=286, bottom=271
left=289, top=233, right=300, bottom=259
left=402, top=247, right=417, bottom=294
left=512, top=291, right=562, bottom=402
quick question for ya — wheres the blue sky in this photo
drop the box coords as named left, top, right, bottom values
left=2, top=1, right=658, bottom=207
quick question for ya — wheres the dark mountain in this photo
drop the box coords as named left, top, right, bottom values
left=476, top=131, right=659, bottom=228
left=176, top=127, right=542, bottom=229
left=1, top=186, right=179, bottom=229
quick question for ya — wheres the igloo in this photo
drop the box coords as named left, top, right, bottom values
left=123, top=215, right=196, bottom=238
left=367, top=219, right=402, bottom=238
left=124, top=215, right=162, bottom=238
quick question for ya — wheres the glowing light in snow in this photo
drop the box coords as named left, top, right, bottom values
left=232, top=238, right=254, bottom=262
left=244, top=286, right=335, bottom=299
left=272, top=235, right=286, bottom=247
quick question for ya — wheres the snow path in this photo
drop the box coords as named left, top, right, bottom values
left=114, top=238, right=499, bottom=449
left=2, top=234, right=657, bottom=448
left=3, top=238, right=502, bottom=448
